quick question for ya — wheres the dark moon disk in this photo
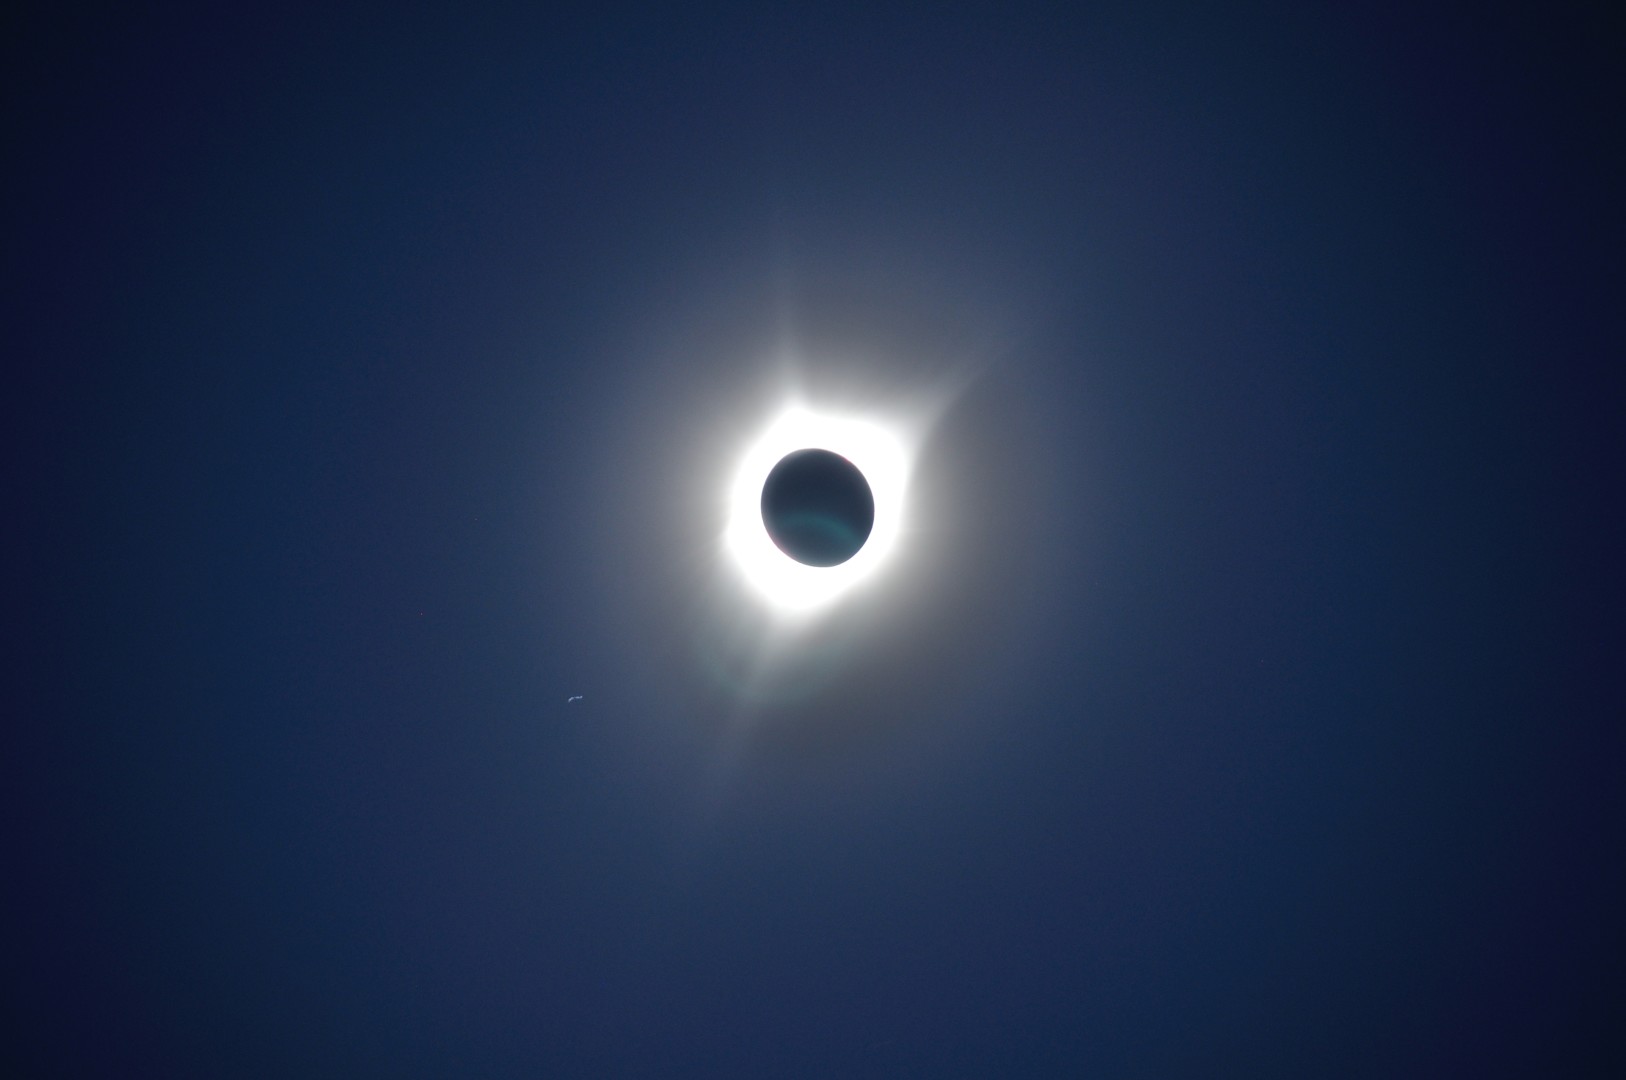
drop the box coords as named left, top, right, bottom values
left=760, top=448, right=875, bottom=567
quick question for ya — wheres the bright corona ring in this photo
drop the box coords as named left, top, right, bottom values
left=724, top=405, right=912, bottom=615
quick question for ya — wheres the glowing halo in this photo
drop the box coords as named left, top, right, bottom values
left=723, top=404, right=913, bottom=616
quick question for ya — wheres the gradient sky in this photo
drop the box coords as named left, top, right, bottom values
left=9, top=4, right=1620, bottom=1076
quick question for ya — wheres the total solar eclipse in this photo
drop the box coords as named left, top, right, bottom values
left=760, top=448, right=875, bottom=567
left=724, top=405, right=910, bottom=614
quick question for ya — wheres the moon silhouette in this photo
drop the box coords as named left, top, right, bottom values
left=760, top=448, right=875, bottom=567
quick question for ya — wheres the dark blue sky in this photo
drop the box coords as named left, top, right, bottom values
left=9, top=4, right=1620, bottom=1076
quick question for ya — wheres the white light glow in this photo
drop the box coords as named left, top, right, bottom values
left=724, top=404, right=913, bottom=616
